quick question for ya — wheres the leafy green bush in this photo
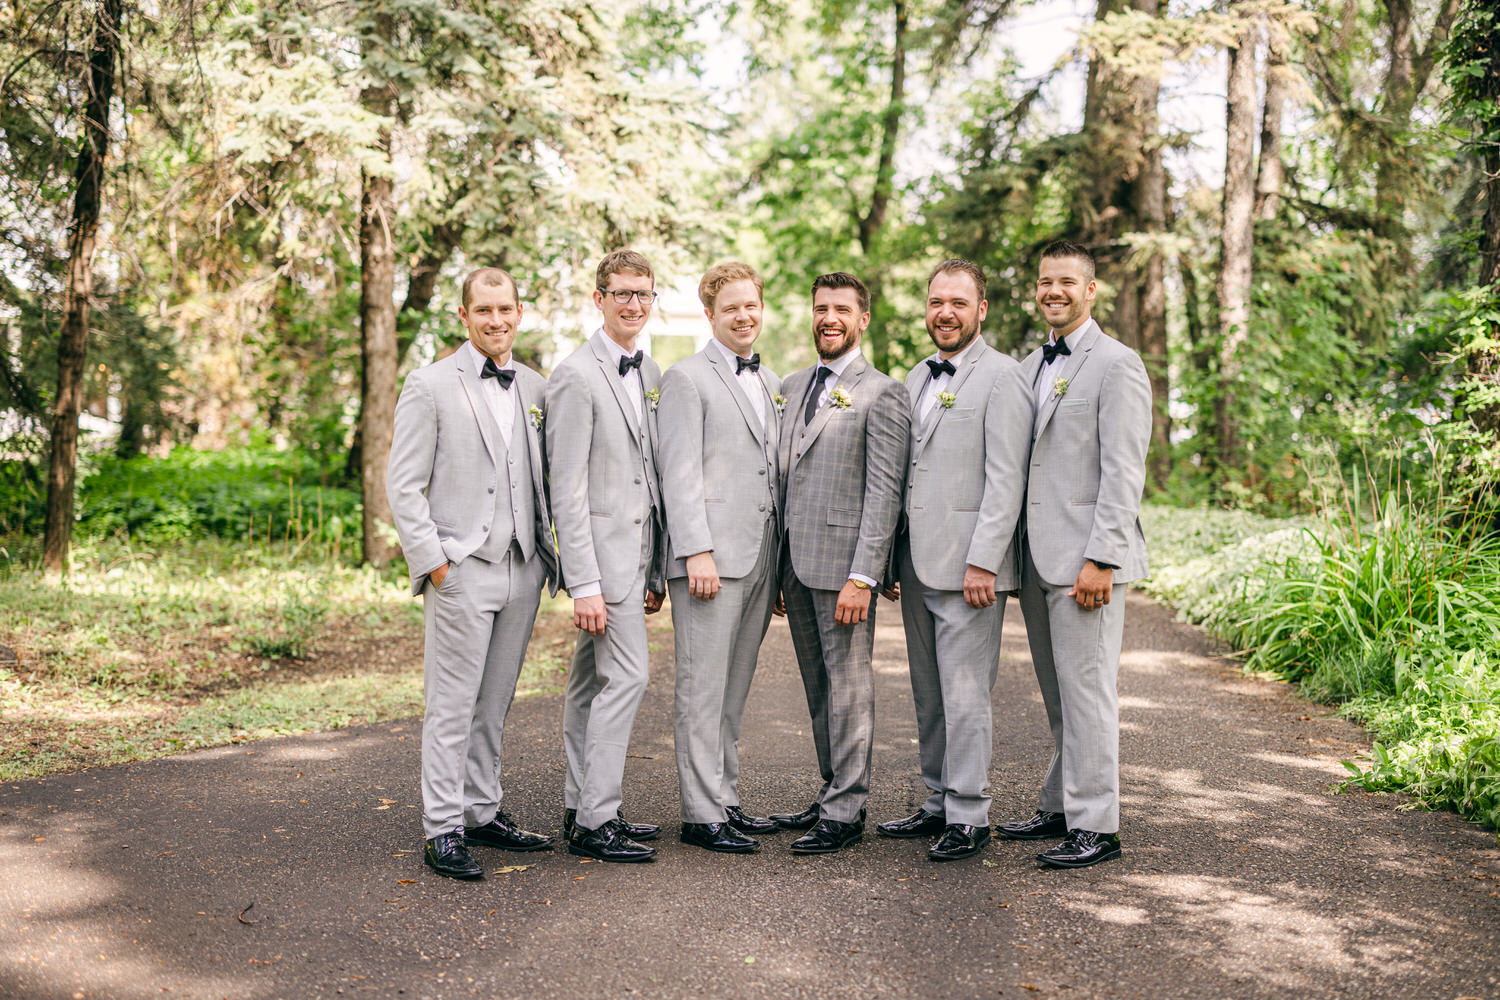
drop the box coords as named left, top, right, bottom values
left=76, top=446, right=360, bottom=547
left=1142, top=497, right=1500, bottom=832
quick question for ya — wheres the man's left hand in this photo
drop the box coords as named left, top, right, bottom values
left=962, top=565, right=997, bottom=609
left=835, top=580, right=872, bottom=626
left=1068, top=562, right=1113, bottom=611
left=644, top=589, right=665, bottom=614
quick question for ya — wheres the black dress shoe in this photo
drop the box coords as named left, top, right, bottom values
left=789, top=817, right=863, bottom=854
left=424, top=831, right=484, bottom=880
left=994, top=810, right=1068, bottom=841
left=769, top=802, right=820, bottom=831
left=565, top=808, right=660, bottom=842
left=1037, top=829, right=1121, bottom=869
left=465, top=811, right=552, bottom=852
left=724, top=805, right=779, bottom=836
left=568, top=819, right=657, bottom=863
left=876, top=809, right=947, bottom=839
left=928, top=824, right=991, bottom=861
left=680, top=821, right=759, bottom=854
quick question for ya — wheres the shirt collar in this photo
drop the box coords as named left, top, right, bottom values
left=462, top=340, right=512, bottom=373
left=928, top=337, right=981, bottom=369
left=818, top=348, right=861, bottom=378
left=597, top=327, right=641, bottom=363
left=709, top=336, right=754, bottom=367
left=1047, top=318, right=1096, bottom=351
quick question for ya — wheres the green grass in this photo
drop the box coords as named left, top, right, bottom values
left=1140, top=496, right=1500, bottom=833
left=0, top=537, right=573, bottom=780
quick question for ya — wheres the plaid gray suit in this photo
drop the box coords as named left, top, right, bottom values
left=778, top=351, right=909, bottom=822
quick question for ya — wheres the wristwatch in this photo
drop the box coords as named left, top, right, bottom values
left=849, top=579, right=871, bottom=591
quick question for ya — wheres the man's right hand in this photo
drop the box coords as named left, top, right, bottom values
left=685, top=551, right=722, bottom=601
left=429, top=562, right=451, bottom=589
left=574, top=594, right=608, bottom=636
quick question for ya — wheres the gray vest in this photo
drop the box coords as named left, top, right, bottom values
left=472, top=401, right=536, bottom=563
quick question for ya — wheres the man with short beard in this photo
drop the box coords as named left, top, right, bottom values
left=876, top=259, right=1031, bottom=861
left=657, top=262, right=783, bottom=854
left=770, top=272, right=910, bottom=854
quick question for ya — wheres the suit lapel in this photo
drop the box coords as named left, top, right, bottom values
left=707, top=347, right=767, bottom=445
left=913, top=342, right=989, bottom=459
left=590, top=331, right=643, bottom=441
left=454, top=349, right=503, bottom=468
left=801, top=353, right=866, bottom=453
left=1032, top=320, right=1100, bottom=440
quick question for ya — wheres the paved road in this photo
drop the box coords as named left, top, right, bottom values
left=3, top=592, right=1497, bottom=1000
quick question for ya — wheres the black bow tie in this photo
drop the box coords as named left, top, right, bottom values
left=481, top=358, right=516, bottom=388
left=1042, top=337, right=1072, bottom=365
left=618, top=350, right=644, bottom=376
left=925, top=357, right=956, bottom=379
left=736, top=353, right=761, bottom=374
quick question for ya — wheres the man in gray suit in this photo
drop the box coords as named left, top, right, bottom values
left=877, top=259, right=1031, bottom=861
left=657, top=262, right=783, bottom=854
left=994, top=240, right=1152, bottom=869
left=545, top=248, right=666, bottom=863
left=770, top=272, right=910, bottom=854
left=387, top=267, right=559, bottom=880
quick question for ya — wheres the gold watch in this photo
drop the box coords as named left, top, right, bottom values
left=850, top=579, right=871, bottom=591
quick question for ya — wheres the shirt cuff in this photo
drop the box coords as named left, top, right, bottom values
left=849, top=573, right=878, bottom=589
left=570, top=580, right=603, bottom=599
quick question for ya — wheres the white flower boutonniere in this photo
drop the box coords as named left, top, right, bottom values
left=829, top=385, right=853, bottom=410
left=773, top=392, right=787, bottom=415
left=1052, top=377, right=1069, bottom=399
left=938, top=390, right=957, bottom=409
left=528, top=404, right=544, bottom=430
left=645, top=387, right=661, bottom=412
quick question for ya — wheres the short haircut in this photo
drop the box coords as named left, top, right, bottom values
left=698, top=261, right=764, bottom=313
left=811, top=272, right=870, bottom=314
left=1039, top=240, right=1096, bottom=283
left=596, top=249, right=654, bottom=289
left=928, top=258, right=987, bottom=301
left=462, top=267, right=517, bottom=309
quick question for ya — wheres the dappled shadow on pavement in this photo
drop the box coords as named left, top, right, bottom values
left=1, top=592, right=1496, bottom=999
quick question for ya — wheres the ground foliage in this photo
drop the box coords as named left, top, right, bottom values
left=1142, top=495, right=1500, bottom=834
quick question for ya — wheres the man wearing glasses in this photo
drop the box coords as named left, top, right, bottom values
left=544, top=249, right=667, bottom=862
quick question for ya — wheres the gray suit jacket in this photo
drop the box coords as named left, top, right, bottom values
left=779, top=352, right=910, bottom=591
left=544, top=331, right=666, bottom=603
left=386, top=349, right=558, bottom=597
left=902, top=340, right=1031, bottom=592
left=1019, top=320, right=1152, bottom=587
left=657, top=346, right=782, bottom=581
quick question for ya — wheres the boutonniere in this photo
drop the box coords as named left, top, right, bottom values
left=645, top=387, right=660, bottom=412
left=1052, top=377, right=1069, bottom=399
left=829, top=385, right=853, bottom=410
left=528, top=404, right=544, bottom=430
left=773, top=392, right=787, bottom=415
left=937, top=390, right=957, bottom=409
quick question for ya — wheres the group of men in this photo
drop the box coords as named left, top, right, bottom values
left=385, top=241, right=1152, bottom=881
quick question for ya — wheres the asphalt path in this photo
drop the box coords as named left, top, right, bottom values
left=2, top=591, right=1498, bottom=1000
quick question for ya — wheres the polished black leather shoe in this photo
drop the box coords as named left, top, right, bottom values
left=994, top=810, right=1068, bottom=841
left=928, top=824, right=991, bottom=861
left=424, top=831, right=484, bottom=880
left=568, top=819, right=657, bottom=863
left=789, top=817, right=863, bottom=854
left=680, top=821, right=759, bottom=854
left=769, top=802, right=820, bottom=831
left=1037, top=829, right=1121, bottom=869
left=465, top=811, right=552, bottom=852
left=877, top=809, right=947, bottom=839
left=565, top=808, right=660, bottom=842
left=724, top=805, right=779, bottom=836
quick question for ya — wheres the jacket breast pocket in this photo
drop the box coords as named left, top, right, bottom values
left=589, top=510, right=613, bottom=518
left=826, top=506, right=862, bottom=527
left=945, top=407, right=976, bottom=420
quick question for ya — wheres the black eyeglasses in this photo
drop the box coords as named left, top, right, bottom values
left=598, top=288, right=658, bottom=304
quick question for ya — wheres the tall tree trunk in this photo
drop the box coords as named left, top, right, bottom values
left=1214, top=24, right=1258, bottom=476
left=1129, top=0, right=1169, bottom=491
left=43, top=0, right=123, bottom=578
left=1463, top=1, right=1500, bottom=443
left=856, top=0, right=905, bottom=371
left=1254, top=40, right=1288, bottom=221
left=358, top=22, right=400, bottom=569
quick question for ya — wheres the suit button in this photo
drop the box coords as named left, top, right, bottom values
left=482, top=524, right=489, bottom=532
left=635, top=477, right=642, bottom=484
left=759, top=504, right=766, bottom=512
left=488, top=487, right=496, bottom=494
left=758, top=469, right=766, bottom=476
left=634, top=517, right=642, bottom=525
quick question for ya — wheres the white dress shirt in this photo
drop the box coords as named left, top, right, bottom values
left=710, top=337, right=767, bottom=431
left=1036, top=318, right=1097, bottom=412
left=462, top=341, right=515, bottom=450
left=807, top=347, right=860, bottom=418
left=917, top=337, right=981, bottom=421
